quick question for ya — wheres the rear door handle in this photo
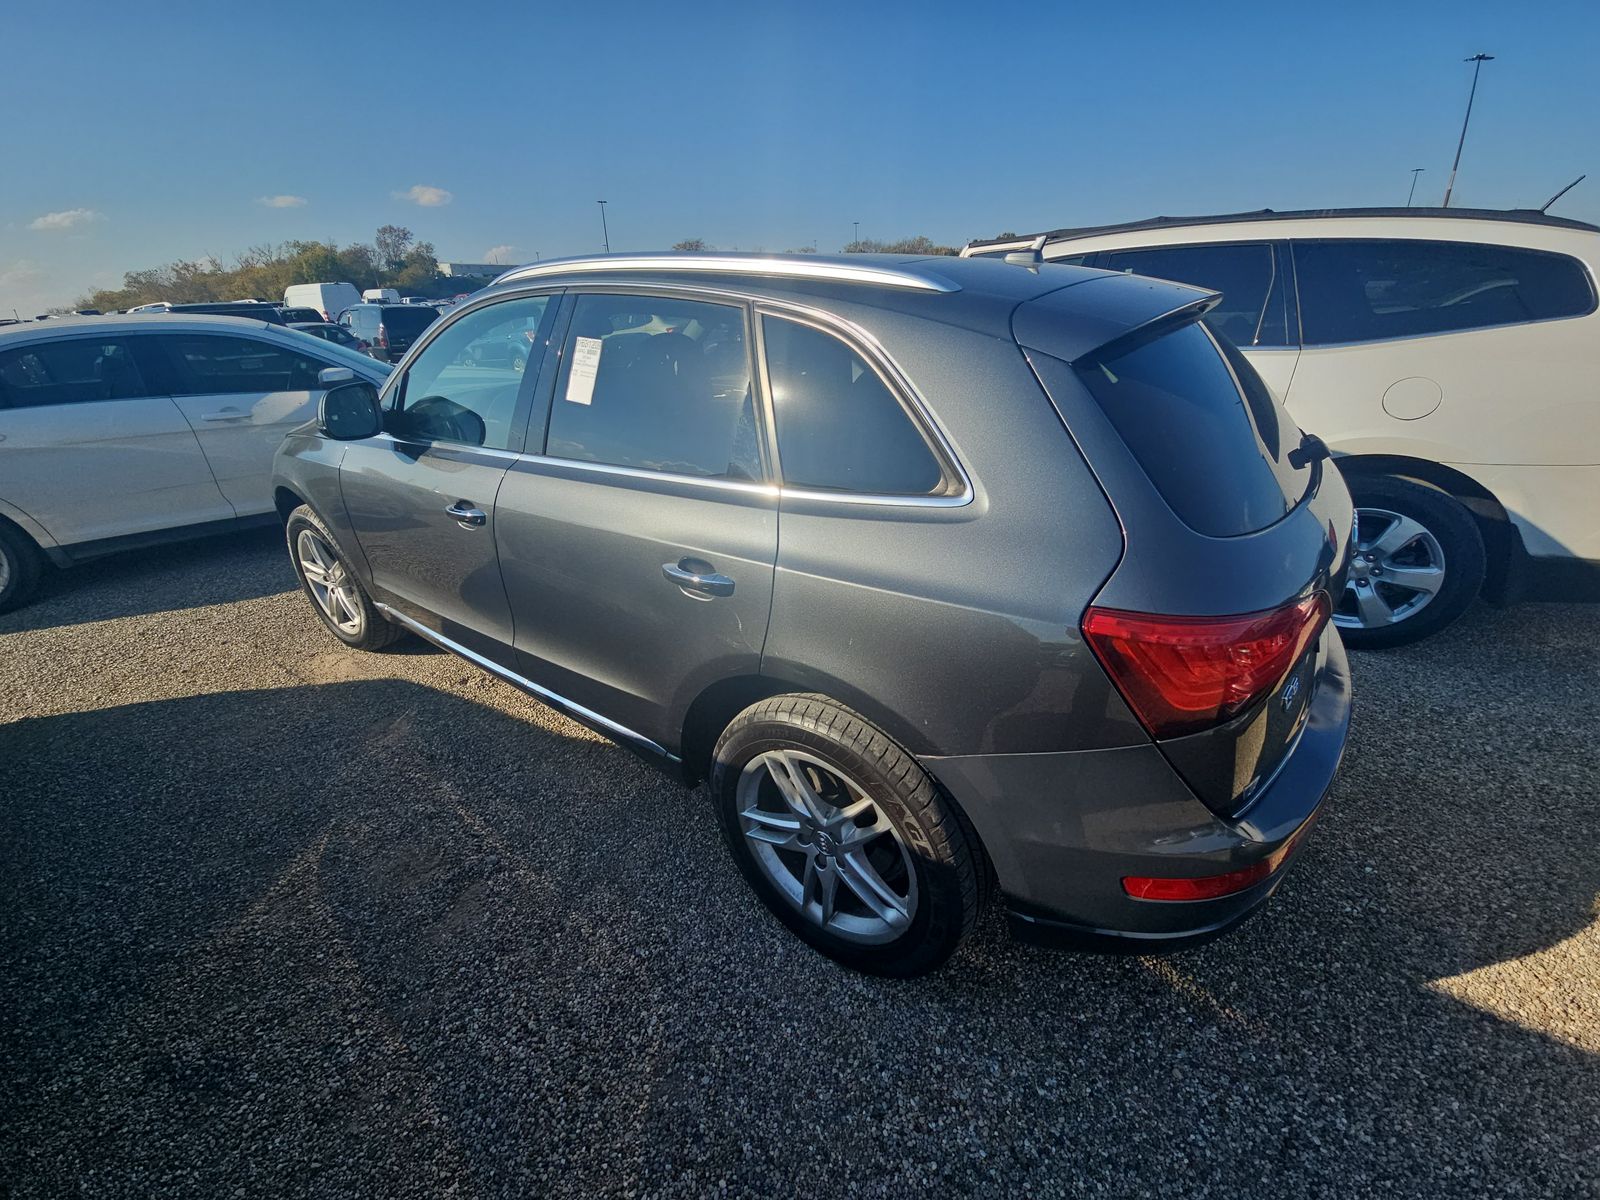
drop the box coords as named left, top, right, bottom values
left=445, top=500, right=486, bottom=528
left=662, top=559, right=735, bottom=599
left=201, top=408, right=248, bottom=421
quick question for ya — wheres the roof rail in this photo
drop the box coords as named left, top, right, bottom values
left=492, top=254, right=960, bottom=293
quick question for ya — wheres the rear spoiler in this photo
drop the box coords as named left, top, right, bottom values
left=1011, top=272, right=1221, bottom=365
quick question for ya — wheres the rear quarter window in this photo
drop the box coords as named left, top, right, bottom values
left=1293, top=238, right=1597, bottom=344
left=1073, top=322, right=1309, bottom=537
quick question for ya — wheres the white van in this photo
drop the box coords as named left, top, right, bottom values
left=361, top=288, right=401, bottom=304
left=964, top=208, right=1600, bottom=646
left=283, top=282, right=362, bottom=323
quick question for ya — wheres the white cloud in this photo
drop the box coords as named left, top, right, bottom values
left=395, top=184, right=453, bottom=208
left=482, top=244, right=518, bottom=264
left=28, top=208, right=105, bottom=232
left=257, top=194, right=308, bottom=208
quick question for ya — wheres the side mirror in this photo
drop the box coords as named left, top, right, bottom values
left=318, top=366, right=355, bottom=387
left=318, top=381, right=382, bottom=440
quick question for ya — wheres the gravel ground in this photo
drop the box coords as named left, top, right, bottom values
left=2, top=528, right=1597, bottom=1198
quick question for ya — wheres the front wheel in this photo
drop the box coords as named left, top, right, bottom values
left=711, top=694, right=988, bottom=976
left=285, top=505, right=404, bottom=651
left=0, top=521, right=42, bottom=614
left=1335, top=476, right=1485, bottom=649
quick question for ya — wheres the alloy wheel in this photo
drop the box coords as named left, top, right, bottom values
left=296, top=529, right=364, bottom=636
left=1334, top=507, right=1447, bottom=631
left=736, top=749, right=918, bottom=946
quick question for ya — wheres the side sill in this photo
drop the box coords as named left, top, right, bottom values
left=374, top=603, right=681, bottom=767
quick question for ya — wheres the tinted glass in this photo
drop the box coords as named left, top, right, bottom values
left=279, top=307, right=323, bottom=324
left=394, top=295, right=552, bottom=449
left=1294, top=239, right=1596, bottom=344
left=1073, top=322, right=1306, bottom=536
left=380, top=306, right=438, bottom=337
left=1098, top=243, right=1286, bottom=347
left=0, top=338, right=150, bottom=408
left=546, top=294, right=759, bottom=480
left=165, top=334, right=329, bottom=395
left=763, top=316, right=943, bottom=495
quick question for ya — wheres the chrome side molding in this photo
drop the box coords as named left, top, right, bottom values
left=374, top=604, right=679, bottom=763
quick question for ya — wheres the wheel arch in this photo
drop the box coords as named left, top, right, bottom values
left=274, top=485, right=307, bottom=522
left=1333, top=453, right=1517, bottom=601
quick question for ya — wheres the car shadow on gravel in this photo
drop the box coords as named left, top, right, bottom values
left=0, top=526, right=293, bottom=634
left=2, top=641, right=1596, bottom=1197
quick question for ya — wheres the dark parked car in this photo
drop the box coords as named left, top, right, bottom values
left=289, top=321, right=367, bottom=351
left=273, top=253, right=1354, bottom=975
left=336, top=302, right=437, bottom=362
left=278, top=306, right=326, bottom=325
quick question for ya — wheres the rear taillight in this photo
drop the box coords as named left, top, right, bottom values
left=376, top=323, right=389, bottom=349
left=1083, top=594, right=1330, bottom=739
left=1122, top=823, right=1311, bottom=901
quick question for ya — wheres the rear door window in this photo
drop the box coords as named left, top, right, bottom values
left=161, top=334, right=329, bottom=395
left=1098, top=243, right=1289, bottom=347
left=1293, top=238, right=1597, bottom=344
left=762, top=316, right=945, bottom=495
left=544, top=293, right=760, bottom=480
left=380, top=306, right=438, bottom=339
left=1073, top=321, right=1310, bottom=536
left=0, top=337, right=152, bottom=407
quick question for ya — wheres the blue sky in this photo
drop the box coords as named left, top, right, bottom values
left=3, top=0, right=1597, bottom=314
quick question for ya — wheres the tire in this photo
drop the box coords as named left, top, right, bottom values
left=710, top=693, right=988, bottom=977
left=0, top=521, right=42, bottom=614
left=284, top=504, right=404, bottom=651
left=1336, top=476, right=1485, bottom=649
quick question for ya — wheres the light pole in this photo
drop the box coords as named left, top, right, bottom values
left=597, top=200, right=610, bottom=254
left=1442, top=54, right=1494, bottom=208
left=1406, top=168, right=1425, bottom=207
left=852, top=221, right=860, bottom=249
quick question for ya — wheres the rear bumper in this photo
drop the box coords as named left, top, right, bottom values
left=923, top=628, right=1352, bottom=948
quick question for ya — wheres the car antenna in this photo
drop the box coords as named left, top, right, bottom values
left=1004, top=235, right=1049, bottom=269
left=1538, top=174, right=1586, bottom=213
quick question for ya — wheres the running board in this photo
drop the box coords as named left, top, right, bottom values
left=374, top=603, right=679, bottom=764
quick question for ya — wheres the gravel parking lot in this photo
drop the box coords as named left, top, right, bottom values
left=2, top=528, right=1596, bottom=1198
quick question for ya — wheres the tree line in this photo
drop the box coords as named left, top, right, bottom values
left=74, top=226, right=468, bottom=312
left=74, top=229, right=964, bottom=312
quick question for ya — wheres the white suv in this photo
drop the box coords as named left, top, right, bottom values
left=0, top=314, right=390, bottom=611
left=964, top=208, right=1600, bottom=646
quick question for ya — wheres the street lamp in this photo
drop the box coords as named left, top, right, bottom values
left=1407, top=168, right=1425, bottom=207
left=1442, top=54, right=1494, bottom=209
left=597, top=200, right=611, bottom=254
left=852, top=221, right=860, bottom=248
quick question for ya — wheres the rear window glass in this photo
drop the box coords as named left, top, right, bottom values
left=1294, top=239, right=1596, bottom=344
left=1073, top=322, right=1308, bottom=537
left=380, top=306, right=438, bottom=335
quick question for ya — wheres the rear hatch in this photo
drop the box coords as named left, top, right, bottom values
left=378, top=305, right=439, bottom=355
left=1016, top=271, right=1353, bottom=815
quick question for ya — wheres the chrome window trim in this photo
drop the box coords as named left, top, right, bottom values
left=374, top=603, right=677, bottom=762
left=512, top=453, right=780, bottom=497
left=365, top=431, right=524, bottom=462
left=493, top=254, right=960, bottom=294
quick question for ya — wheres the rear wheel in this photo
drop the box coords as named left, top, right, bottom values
left=711, top=694, right=987, bottom=976
left=285, top=505, right=404, bottom=651
left=1335, top=476, right=1484, bottom=649
left=0, top=521, right=42, bottom=614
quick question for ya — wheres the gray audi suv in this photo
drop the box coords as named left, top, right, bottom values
left=273, top=252, right=1355, bottom=976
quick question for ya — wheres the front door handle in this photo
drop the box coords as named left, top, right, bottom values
left=201, top=408, right=248, bottom=421
left=662, top=558, right=735, bottom=599
left=445, top=500, right=486, bottom=529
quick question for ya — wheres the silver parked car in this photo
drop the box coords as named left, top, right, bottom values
left=0, top=314, right=390, bottom=610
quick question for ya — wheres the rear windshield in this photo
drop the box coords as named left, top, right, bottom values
left=1073, top=322, right=1310, bottom=537
left=380, top=306, right=438, bottom=335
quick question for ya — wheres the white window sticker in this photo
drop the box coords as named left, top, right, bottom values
left=565, top=336, right=603, bottom=405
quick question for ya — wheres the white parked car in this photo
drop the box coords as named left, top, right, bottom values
left=965, top=207, right=1600, bottom=646
left=0, top=314, right=389, bottom=611
left=283, top=282, right=362, bottom=323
